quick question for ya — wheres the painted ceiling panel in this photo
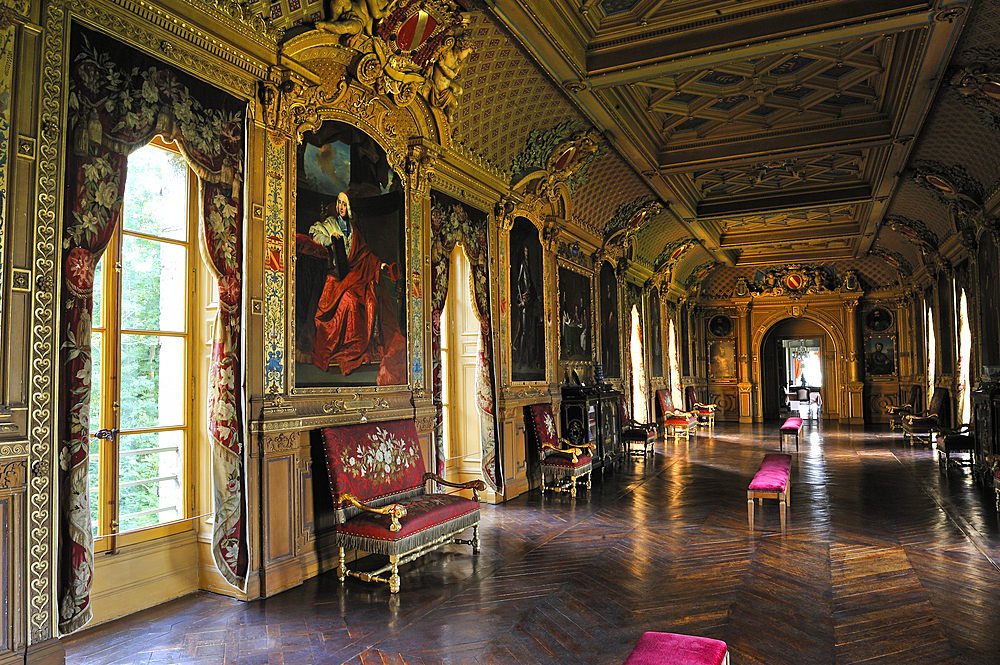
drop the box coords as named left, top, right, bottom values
left=454, top=11, right=586, bottom=173
left=572, top=150, right=656, bottom=238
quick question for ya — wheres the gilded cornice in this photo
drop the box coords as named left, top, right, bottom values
left=71, top=0, right=264, bottom=98
left=180, top=0, right=283, bottom=44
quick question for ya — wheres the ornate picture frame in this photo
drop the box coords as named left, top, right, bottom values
left=599, top=261, right=620, bottom=379
left=648, top=288, right=663, bottom=378
left=865, top=306, right=894, bottom=333
left=510, top=216, right=546, bottom=382
left=708, top=340, right=736, bottom=379
left=292, top=121, right=408, bottom=390
left=865, top=336, right=896, bottom=376
left=708, top=314, right=733, bottom=338
left=558, top=261, right=593, bottom=364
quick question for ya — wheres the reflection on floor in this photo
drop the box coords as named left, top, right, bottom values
left=64, top=421, right=1000, bottom=665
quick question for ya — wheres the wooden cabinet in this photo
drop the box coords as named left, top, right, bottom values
left=561, top=386, right=622, bottom=468
left=972, top=384, right=1000, bottom=479
left=597, top=388, right=623, bottom=467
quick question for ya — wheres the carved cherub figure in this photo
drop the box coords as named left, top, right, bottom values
left=427, top=32, right=474, bottom=120
left=316, top=0, right=388, bottom=48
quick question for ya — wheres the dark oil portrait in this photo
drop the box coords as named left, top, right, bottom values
left=294, top=121, right=407, bottom=387
left=510, top=217, right=545, bottom=381
left=600, top=261, right=620, bottom=378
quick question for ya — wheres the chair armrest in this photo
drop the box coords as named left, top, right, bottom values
left=557, top=437, right=596, bottom=452
left=423, top=472, right=486, bottom=501
left=541, top=438, right=595, bottom=463
left=693, top=402, right=717, bottom=410
left=338, top=493, right=407, bottom=532
left=885, top=403, right=912, bottom=415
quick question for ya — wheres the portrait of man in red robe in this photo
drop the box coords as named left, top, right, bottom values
left=294, top=123, right=407, bottom=387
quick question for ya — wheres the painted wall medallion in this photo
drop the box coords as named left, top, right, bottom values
left=708, top=315, right=732, bottom=338
left=865, top=307, right=893, bottom=333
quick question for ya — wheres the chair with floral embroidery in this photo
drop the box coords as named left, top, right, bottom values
left=527, top=403, right=595, bottom=497
left=321, top=419, right=486, bottom=593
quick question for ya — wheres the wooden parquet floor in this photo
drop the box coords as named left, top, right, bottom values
left=63, top=421, right=1000, bottom=664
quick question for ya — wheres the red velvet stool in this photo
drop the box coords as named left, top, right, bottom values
left=622, top=632, right=730, bottom=665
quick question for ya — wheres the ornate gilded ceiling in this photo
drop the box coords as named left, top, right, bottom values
left=486, top=0, right=985, bottom=287
left=262, top=0, right=998, bottom=291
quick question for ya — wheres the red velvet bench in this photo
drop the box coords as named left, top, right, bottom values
left=622, top=631, right=730, bottom=665
left=321, top=419, right=485, bottom=593
left=747, top=453, right=792, bottom=532
left=779, top=416, right=803, bottom=451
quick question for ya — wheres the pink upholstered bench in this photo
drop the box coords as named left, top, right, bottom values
left=622, top=631, right=729, bottom=665
left=747, top=452, right=792, bottom=532
left=779, top=416, right=803, bottom=451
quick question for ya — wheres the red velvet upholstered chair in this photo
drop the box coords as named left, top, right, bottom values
left=620, top=395, right=656, bottom=458
left=321, top=419, right=485, bottom=593
left=527, top=403, right=594, bottom=497
left=657, top=388, right=697, bottom=439
left=886, top=384, right=921, bottom=431
left=685, top=386, right=718, bottom=427
left=901, top=388, right=950, bottom=446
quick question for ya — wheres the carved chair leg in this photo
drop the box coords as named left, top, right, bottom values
left=540, top=471, right=546, bottom=494
left=472, top=525, right=480, bottom=554
left=585, top=470, right=592, bottom=490
left=747, top=497, right=754, bottom=531
left=389, top=555, right=400, bottom=594
left=338, top=547, right=346, bottom=583
left=570, top=477, right=577, bottom=498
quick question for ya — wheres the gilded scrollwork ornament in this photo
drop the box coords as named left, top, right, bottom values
left=293, top=0, right=472, bottom=120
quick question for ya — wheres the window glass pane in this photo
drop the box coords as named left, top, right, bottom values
left=88, top=434, right=100, bottom=538
left=121, top=235, right=187, bottom=333
left=117, top=430, right=184, bottom=532
left=119, top=334, right=186, bottom=430
left=92, top=256, right=104, bottom=329
left=123, top=145, right=188, bottom=241
left=91, top=330, right=103, bottom=430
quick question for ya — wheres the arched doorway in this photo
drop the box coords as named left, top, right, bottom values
left=760, top=318, right=838, bottom=421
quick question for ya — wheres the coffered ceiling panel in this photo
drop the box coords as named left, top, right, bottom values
left=489, top=0, right=970, bottom=285
left=572, top=150, right=656, bottom=236
left=454, top=11, right=586, bottom=172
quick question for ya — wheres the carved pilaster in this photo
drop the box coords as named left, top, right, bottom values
left=407, top=139, right=440, bottom=197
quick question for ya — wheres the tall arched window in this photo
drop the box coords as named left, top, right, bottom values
left=629, top=305, right=648, bottom=422
left=668, top=318, right=683, bottom=408
left=926, top=302, right=936, bottom=406
left=958, top=288, right=971, bottom=424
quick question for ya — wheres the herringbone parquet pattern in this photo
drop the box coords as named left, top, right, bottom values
left=64, top=421, right=1000, bottom=664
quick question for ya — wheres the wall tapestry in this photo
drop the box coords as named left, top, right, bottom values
left=60, top=24, right=247, bottom=632
left=558, top=265, right=591, bottom=362
left=510, top=217, right=545, bottom=382
left=429, top=191, right=501, bottom=492
left=294, top=122, right=407, bottom=387
left=600, top=261, right=620, bottom=378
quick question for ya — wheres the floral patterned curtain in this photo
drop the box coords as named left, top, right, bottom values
left=58, top=25, right=246, bottom=633
left=429, top=193, right=502, bottom=492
